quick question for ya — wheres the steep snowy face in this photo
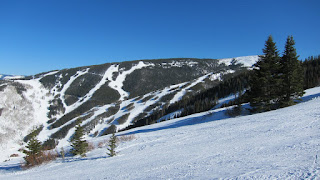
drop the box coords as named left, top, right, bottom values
left=0, top=85, right=34, bottom=147
left=0, top=80, right=51, bottom=162
left=0, top=56, right=259, bottom=160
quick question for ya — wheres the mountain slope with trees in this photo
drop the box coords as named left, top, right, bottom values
left=0, top=56, right=258, bottom=161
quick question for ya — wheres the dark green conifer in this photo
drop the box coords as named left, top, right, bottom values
left=70, top=123, right=88, bottom=157
left=23, top=134, right=43, bottom=165
left=249, top=35, right=281, bottom=112
left=107, top=132, right=117, bottom=157
left=279, top=36, right=305, bottom=106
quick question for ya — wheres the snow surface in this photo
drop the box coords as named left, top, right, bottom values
left=1, top=87, right=319, bottom=179
left=3, top=76, right=25, bottom=80
left=219, top=55, right=259, bottom=67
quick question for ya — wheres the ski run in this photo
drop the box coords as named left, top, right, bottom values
left=0, top=87, right=319, bottom=180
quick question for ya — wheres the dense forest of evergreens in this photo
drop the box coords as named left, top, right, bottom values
left=303, top=55, right=320, bottom=89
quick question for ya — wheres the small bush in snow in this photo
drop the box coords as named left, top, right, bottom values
left=10, top=154, right=19, bottom=157
left=22, top=150, right=58, bottom=169
left=118, top=134, right=136, bottom=142
left=87, top=142, right=95, bottom=151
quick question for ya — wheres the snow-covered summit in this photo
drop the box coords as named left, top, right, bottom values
left=0, top=74, right=25, bottom=80
left=218, top=55, right=259, bottom=67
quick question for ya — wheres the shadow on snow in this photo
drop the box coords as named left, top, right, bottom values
left=122, top=92, right=320, bottom=136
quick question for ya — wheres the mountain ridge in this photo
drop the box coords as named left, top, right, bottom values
left=0, top=55, right=258, bottom=161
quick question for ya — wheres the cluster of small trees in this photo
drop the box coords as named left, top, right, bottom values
left=248, top=35, right=304, bottom=112
left=23, top=123, right=118, bottom=168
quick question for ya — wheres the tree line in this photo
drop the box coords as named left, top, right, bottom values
left=303, top=55, right=320, bottom=89
left=126, top=35, right=317, bottom=129
left=247, top=35, right=304, bottom=112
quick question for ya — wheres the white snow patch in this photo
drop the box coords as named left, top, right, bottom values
left=108, top=61, right=152, bottom=100
left=3, top=75, right=25, bottom=80
left=219, top=55, right=259, bottom=67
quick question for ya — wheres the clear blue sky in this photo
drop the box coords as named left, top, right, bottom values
left=1, top=0, right=319, bottom=75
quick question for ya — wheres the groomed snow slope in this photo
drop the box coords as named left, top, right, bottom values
left=1, top=87, right=320, bottom=180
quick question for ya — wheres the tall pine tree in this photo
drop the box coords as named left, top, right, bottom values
left=279, top=36, right=304, bottom=106
left=249, top=35, right=281, bottom=112
left=70, top=123, right=88, bottom=157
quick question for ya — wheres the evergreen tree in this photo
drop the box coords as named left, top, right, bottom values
left=249, top=35, right=281, bottom=112
left=23, top=135, right=43, bottom=165
left=279, top=36, right=305, bottom=106
left=70, top=123, right=88, bottom=157
left=107, top=132, right=117, bottom=157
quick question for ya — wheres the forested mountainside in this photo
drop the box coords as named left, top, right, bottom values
left=0, top=56, right=257, bottom=156
left=1, top=54, right=320, bottom=162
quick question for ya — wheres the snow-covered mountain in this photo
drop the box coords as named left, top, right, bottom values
left=0, top=74, right=24, bottom=80
left=0, top=55, right=258, bottom=162
left=0, top=87, right=319, bottom=179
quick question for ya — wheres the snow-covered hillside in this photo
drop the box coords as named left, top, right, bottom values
left=0, top=55, right=259, bottom=160
left=0, top=87, right=319, bottom=180
left=0, top=78, right=51, bottom=162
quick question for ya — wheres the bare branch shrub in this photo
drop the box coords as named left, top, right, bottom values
left=118, top=134, right=136, bottom=142
left=21, top=150, right=58, bottom=169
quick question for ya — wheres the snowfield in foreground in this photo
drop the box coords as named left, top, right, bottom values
left=1, top=87, right=320, bottom=180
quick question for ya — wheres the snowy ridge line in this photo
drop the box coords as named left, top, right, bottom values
left=39, top=71, right=59, bottom=78
left=218, top=55, right=259, bottom=67
left=3, top=75, right=25, bottom=80
left=161, top=60, right=198, bottom=68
